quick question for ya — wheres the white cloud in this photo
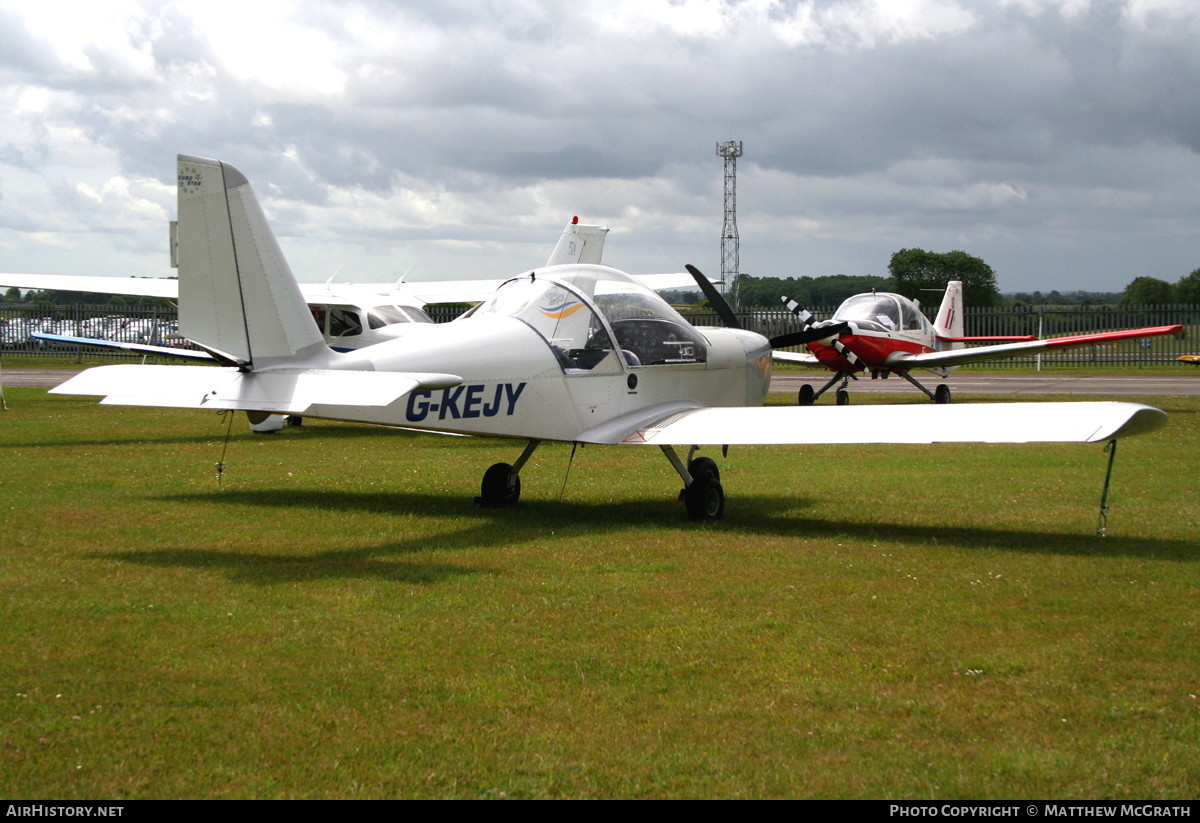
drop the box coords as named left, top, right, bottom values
left=174, top=0, right=347, bottom=98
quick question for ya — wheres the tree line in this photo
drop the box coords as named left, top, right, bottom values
left=701, top=251, right=1200, bottom=310
left=724, top=248, right=1002, bottom=309
left=1119, top=271, right=1200, bottom=305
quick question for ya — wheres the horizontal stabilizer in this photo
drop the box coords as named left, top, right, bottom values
left=51, top=365, right=461, bottom=414
left=609, top=401, right=1167, bottom=446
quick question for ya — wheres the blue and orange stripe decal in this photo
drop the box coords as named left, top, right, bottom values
left=540, top=299, right=585, bottom=320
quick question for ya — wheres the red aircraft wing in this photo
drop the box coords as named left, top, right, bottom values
left=885, top=325, right=1183, bottom=369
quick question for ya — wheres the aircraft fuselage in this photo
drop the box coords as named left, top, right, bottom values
left=318, top=313, right=771, bottom=441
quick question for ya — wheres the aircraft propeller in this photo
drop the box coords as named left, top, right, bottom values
left=780, top=294, right=869, bottom=372
left=683, top=265, right=848, bottom=348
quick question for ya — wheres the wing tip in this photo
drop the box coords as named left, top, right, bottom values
left=1090, top=404, right=1169, bottom=442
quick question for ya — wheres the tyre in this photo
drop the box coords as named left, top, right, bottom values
left=478, top=462, right=520, bottom=507
left=684, top=475, right=724, bottom=521
left=688, top=456, right=720, bottom=482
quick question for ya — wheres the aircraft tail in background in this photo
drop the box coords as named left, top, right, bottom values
left=933, top=280, right=965, bottom=343
left=545, top=217, right=609, bottom=266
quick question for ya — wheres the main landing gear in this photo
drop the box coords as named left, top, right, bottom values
left=476, top=440, right=726, bottom=521
left=895, top=371, right=952, bottom=404
left=661, top=446, right=725, bottom=521
left=796, top=371, right=952, bottom=405
left=476, top=440, right=540, bottom=508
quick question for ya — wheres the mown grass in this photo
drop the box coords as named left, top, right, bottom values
left=1, top=388, right=1198, bottom=798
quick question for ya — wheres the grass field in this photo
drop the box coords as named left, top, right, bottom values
left=1, top=387, right=1198, bottom=798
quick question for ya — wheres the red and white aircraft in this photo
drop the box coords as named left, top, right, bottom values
left=773, top=284, right=1183, bottom=405
left=49, top=156, right=1171, bottom=521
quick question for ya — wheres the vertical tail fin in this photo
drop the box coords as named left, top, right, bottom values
left=545, top=217, right=609, bottom=266
left=934, top=280, right=965, bottom=343
left=175, top=155, right=327, bottom=368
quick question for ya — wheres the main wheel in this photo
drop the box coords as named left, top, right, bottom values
left=836, top=389, right=850, bottom=406
left=798, top=384, right=815, bottom=406
left=934, top=384, right=952, bottom=404
left=478, top=462, right=520, bottom=507
left=688, top=456, right=720, bottom=482
left=684, top=475, right=725, bottom=521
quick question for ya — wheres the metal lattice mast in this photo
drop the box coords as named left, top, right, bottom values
left=716, top=140, right=742, bottom=306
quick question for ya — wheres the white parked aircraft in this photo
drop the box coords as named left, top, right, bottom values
left=51, top=155, right=1169, bottom=520
left=3, top=216, right=701, bottom=352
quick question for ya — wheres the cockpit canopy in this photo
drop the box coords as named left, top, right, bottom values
left=465, top=266, right=708, bottom=370
left=833, top=292, right=932, bottom=335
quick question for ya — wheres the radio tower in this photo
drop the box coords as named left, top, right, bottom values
left=716, top=140, right=742, bottom=306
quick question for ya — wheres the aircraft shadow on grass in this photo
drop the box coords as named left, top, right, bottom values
left=91, top=488, right=1198, bottom=586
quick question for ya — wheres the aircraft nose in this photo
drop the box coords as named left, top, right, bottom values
left=814, top=319, right=851, bottom=343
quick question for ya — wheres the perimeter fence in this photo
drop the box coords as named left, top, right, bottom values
left=2, top=301, right=1196, bottom=367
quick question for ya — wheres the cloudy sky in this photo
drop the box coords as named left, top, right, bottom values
left=2, top=0, right=1199, bottom=295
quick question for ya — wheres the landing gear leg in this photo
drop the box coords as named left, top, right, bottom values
left=896, top=370, right=950, bottom=403
left=661, top=446, right=724, bottom=521
left=799, top=372, right=851, bottom=406
left=476, top=439, right=541, bottom=507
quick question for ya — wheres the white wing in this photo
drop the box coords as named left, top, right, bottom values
left=4, top=273, right=708, bottom=310
left=599, top=402, right=1166, bottom=446
left=771, top=350, right=821, bottom=366
left=51, top=364, right=461, bottom=414
left=0, top=273, right=179, bottom=298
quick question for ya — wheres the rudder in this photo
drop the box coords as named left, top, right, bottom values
left=175, top=155, right=327, bottom=368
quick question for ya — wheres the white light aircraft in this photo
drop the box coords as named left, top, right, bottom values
left=4, top=205, right=707, bottom=357
left=50, top=156, right=1170, bottom=520
left=1, top=217, right=636, bottom=352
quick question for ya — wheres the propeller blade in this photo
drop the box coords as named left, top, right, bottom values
left=769, top=322, right=850, bottom=348
left=781, top=295, right=817, bottom=330
left=685, top=264, right=741, bottom=329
